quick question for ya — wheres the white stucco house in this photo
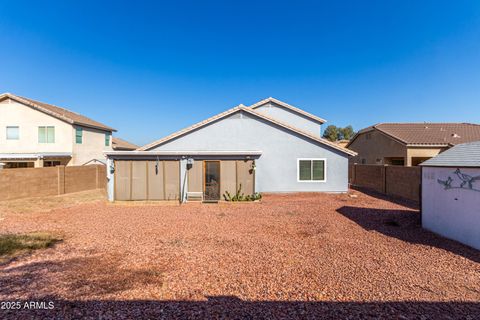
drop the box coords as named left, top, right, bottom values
left=0, top=93, right=116, bottom=168
left=105, top=97, right=357, bottom=202
left=421, top=141, right=480, bottom=250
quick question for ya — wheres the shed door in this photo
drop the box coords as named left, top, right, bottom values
left=204, top=161, right=221, bottom=200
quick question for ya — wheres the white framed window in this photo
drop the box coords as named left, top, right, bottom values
left=297, top=158, right=327, bottom=182
left=6, top=126, right=19, bottom=140
left=38, top=126, right=55, bottom=143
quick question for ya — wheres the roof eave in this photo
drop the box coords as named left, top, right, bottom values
left=139, top=105, right=356, bottom=157
left=1, top=93, right=116, bottom=132
left=74, top=121, right=117, bottom=132
left=406, top=144, right=450, bottom=148
left=249, top=97, right=327, bottom=124
left=105, top=150, right=263, bottom=157
left=241, top=107, right=356, bottom=156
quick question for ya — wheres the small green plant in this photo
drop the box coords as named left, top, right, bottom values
left=223, top=184, right=262, bottom=202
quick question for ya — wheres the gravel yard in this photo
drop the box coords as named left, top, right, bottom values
left=0, top=190, right=479, bottom=319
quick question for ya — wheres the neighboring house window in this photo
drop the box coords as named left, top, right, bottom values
left=38, top=126, right=55, bottom=143
left=105, top=133, right=111, bottom=146
left=44, top=161, right=62, bottom=167
left=366, top=133, right=372, bottom=140
left=6, top=126, right=19, bottom=140
left=5, top=162, right=34, bottom=169
left=75, top=128, right=83, bottom=144
left=298, top=158, right=326, bottom=182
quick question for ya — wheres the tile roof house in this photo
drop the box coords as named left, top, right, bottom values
left=346, top=123, right=480, bottom=166
left=0, top=93, right=116, bottom=168
left=112, top=137, right=139, bottom=151
left=105, top=98, right=356, bottom=202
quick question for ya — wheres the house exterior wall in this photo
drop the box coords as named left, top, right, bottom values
left=253, top=102, right=322, bottom=138
left=71, top=125, right=112, bottom=165
left=422, top=166, right=480, bottom=250
left=0, top=98, right=73, bottom=154
left=149, top=111, right=349, bottom=192
left=0, top=98, right=112, bottom=166
left=406, top=147, right=446, bottom=166
left=348, top=130, right=407, bottom=165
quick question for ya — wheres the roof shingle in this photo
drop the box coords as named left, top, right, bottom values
left=421, top=141, right=480, bottom=167
left=112, top=137, right=139, bottom=151
left=354, top=123, right=480, bottom=146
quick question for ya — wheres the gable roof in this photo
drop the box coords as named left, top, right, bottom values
left=249, top=97, right=327, bottom=124
left=0, top=93, right=116, bottom=132
left=139, top=105, right=356, bottom=156
left=420, top=141, right=480, bottom=167
left=347, top=123, right=480, bottom=147
left=112, top=137, right=139, bottom=151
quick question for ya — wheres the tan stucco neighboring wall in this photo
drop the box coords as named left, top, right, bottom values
left=0, top=98, right=73, bottom=154
left=71, top=126, right=113, bottom=165
left=406, top=147, right=446, bottom=166
left=348, top=129, right=451, bottom=166
left=348, top=130, right=407, bottom=164
left=1, top=98, right=112, bottom=167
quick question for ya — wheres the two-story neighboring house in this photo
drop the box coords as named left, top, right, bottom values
left=0, top=93, right=116, bottom=168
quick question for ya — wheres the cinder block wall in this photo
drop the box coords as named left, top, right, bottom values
left=350, top=164, right=421, bottom=202
left=385, top=166, right=421, bottom=201
left=351, top=164, right=385, bottom=194
left=0, top=165, right=106, bottom=201
left=65, top=165, right=106, bottom=193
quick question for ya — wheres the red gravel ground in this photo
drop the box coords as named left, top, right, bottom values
left=0, top=190, right=479, bottom=319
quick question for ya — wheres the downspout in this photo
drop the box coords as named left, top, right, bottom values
left=180, top=157, right=188, bottom=204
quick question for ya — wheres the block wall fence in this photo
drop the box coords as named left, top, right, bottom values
left=0, top=165, right=106, bottom=201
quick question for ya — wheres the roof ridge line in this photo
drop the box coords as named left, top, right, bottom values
left=242, top=107, right=356, bottom=156
left=138, top=104, right=244, bottom=150
left=249, top=97, right=327, bottom=124
left=139, top=103, right=356, bottom=156
left=1, top=93, right=116, bottom=132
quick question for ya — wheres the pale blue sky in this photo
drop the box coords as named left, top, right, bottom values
left=1, top=1, right=479, bottom=145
